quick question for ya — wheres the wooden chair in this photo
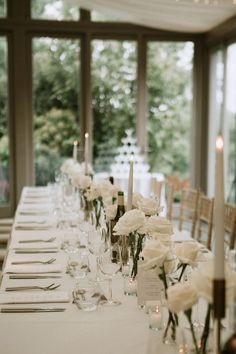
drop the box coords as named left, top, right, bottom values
left=197, top=195, right=214, bottom=250
left=224, top=203, right=236, bottom=250
left=165, top=176, right=189, bottom=221
left=178, top=188, right=200, bottom=238
left=150, top=177, right=163, bottom=207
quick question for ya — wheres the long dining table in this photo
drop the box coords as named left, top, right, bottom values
left=0, top=186, right=209, bottom=354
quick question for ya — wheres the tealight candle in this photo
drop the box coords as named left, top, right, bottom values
left=149, top=305, right=162, bottom=331
left=124, top=278, right=137, bottom=296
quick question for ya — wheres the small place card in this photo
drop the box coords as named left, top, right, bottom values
left=137, top=263, right=163, bottom=307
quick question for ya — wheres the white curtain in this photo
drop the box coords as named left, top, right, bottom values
left=67, top=0, right=236, bottom=33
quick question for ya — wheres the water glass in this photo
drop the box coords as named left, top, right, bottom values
left=73, top=279, right=100, bottom=311
left=68, top=252, right=90, bottom=279
left=62, top=229, right=80, bottom=253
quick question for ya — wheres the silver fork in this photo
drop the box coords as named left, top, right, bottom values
left=11, top=258, right=56, bottom=265
left=5, top=283, right=61, bottom=291
left=19, top=237, right=56, bottom=244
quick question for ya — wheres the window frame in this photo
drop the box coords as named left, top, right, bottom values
left=0, top=0, right=205, bottom=216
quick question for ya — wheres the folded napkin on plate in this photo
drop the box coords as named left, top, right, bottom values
left=18, top=206, right=52, bottom=215
left=15, top=223, right=53, bottom=230
left=0, top=292, right=70, bottom=304
left=22, top=198, right=50, bottom=205
left=11, top=240, right=59, bottom=249
left=4, top=264, right=62, bottom=274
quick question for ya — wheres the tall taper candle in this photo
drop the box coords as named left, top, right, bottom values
left=127, top=158, right=133, bottom=211
left=214, top=135, right=225, bottom=279
left=73, top=141, right=78, bottom=163
left=84, top=133, right=89, bottom=175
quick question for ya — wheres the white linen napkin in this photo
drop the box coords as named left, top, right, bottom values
left=0, top=292, right=70, bottom=304
left=4, top=264, right=63, bottom=274
left=15, top=223, right=53, bottom=230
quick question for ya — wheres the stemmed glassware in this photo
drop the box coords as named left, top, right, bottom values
left=87, top=228, right=107, bottom=282
left=99, top=243, right=122, bottom=306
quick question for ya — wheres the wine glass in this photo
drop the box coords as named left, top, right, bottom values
left=99, top=243, right=122, bottom=306
left=87, top=229, right=107, bottom=282
left=67, top=252, right=90, bottom=279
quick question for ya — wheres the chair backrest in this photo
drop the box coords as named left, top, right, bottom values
left=165, top=176, right=189, bottom=221
left=150, top=178, right=163, bottom=207
left=197, top=195, right=214, bottom=249
left=178, top=188, right=200, bottom=238
left=224, top=203, right=236, bottom=249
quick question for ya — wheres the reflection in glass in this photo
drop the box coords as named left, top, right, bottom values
left=31, top=0, right=79, bottom=21
left=0, top=37, right=9, bottom=205
left=147, top=42, right=193, bottom=178
left=91, top=40, right=137, bottom=172
left=32, top=37, right=80, bottom=185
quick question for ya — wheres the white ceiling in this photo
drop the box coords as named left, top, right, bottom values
left=68, top=0, right=236, bottom=33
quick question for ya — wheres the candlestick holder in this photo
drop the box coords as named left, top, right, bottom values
left=213, top=279, right=226, bottom=354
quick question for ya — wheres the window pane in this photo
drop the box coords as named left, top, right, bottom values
left=207, top=49, right=224, bottom=197
left=31, top=0, right=79, bottom=21
left=225, top=44, right=236, bottom=203
left=32, top=37, right=80, bottom=185
left=0, top=0, right=6, bottom=17
left=92, top=40, right=137, bottom=172
left=147, top=42, right=193, bottom=178
left=0, top=37, right=10, bottom=204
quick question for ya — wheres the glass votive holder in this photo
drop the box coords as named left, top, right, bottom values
left=148, top=304, right=163, bottom=331
left=124, top=277, right=137, bottom=296
left=73, top=279, right=100, bottom=312
left=67, top=252, right=90, bottom=279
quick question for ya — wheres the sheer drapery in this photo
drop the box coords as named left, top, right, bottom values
left=67, top=0, right=236, bottom=33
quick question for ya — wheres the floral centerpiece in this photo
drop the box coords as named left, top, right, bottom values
left=113, top=209, right=146, bottom=278
left=167, top=260, right=236, bottom=353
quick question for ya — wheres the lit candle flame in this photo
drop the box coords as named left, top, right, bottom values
left=216, top=135, right=223, bottom=151
left=85, top=132, right=89, bottom=139
left=74, top=140, right=78, bottom=146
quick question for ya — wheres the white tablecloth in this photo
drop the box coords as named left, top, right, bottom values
left=0, top=186, right=207, bottom=354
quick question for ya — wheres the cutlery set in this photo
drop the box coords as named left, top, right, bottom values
left=11, top=258, right=56, bottom=265
left=6, top=283, right=61, bottom=292
left=1, top=308, right=66, bottom=313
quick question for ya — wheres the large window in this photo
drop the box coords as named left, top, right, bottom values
left=147, top=42, right=193, bottom=177
left=0, top=36, right=9, bottom=205
left=91, top=40, right=137, bottom=172
left=207, top=49, right=224, bottom=197
left=225, top=44, right=236, bottom=203
left=32, top=37, right=80, bottom=185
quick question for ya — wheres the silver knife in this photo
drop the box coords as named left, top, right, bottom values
left=1, top=308, right=66, bottom=313
left=9, top=275, right=62, bottom=279
left=15, top=250, right=58, bottom=254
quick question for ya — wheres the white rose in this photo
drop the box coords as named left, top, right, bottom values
left=175, top=241, right=201, bottom=267
left=191, top=261, right=236, bottom=305
left=80, top=162, right=93, bottom=175
left=140, top=215, right=173, bottom=235
left=167, top=282, right=198, bottom=313
left=132, top=193, right=144, bottom=208
left=79, top=175, right=92, bottom=190
left=71, top=173, right=80, bottom=188
left=113, top=209, right=146, bottom=236
left=60, top=158, right=75, bottom=174
left=141, top=240, right=170, bottom=272
left=85, top=182, right=103, bottom=201
left=105, top=204, right=117, bottom=221
left=150, top=232, right=172, bottom=246
left=69, top=164, right=82, bottom=180
left=137, top=197, right=159, bottom=216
